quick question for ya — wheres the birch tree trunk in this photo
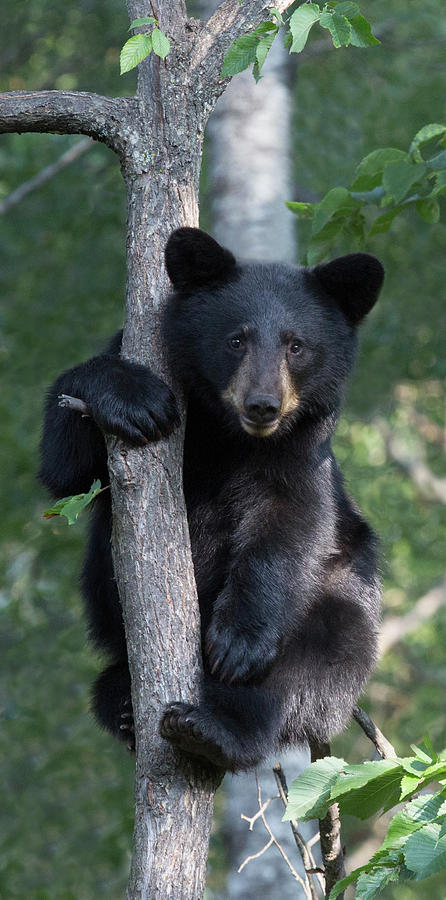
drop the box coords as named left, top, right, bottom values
left=0, top=1, right=296, bottom=897
left=197, top=5, right=314, bottom=895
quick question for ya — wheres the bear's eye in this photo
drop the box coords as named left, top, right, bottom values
left=289, top=339, right=303, bottom=355
left=229, top=336, right=245, bottom=351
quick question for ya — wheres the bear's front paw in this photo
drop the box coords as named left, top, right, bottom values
left=205, top=618, right=279, bottom=685
left=88, top=366, right=180, bottom=447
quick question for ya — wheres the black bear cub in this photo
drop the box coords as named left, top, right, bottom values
left=40, top=228, right=384, bottom=771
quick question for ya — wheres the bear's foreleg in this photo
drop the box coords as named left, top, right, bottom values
left=204, top=550, right=297, bottom=685
left=39, top=343, right=179, bottom=498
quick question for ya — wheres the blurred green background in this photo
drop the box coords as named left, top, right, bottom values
left=0, top=1, right=445, bottom=897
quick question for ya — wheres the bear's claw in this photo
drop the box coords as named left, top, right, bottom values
left=159, top=701, right=228, bottom=768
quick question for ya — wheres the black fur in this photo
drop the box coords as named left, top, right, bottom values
left=39, top=228, right=383, bottom=771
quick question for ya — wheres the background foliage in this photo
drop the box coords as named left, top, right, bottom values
left=0, top=1, right=445, bottom=897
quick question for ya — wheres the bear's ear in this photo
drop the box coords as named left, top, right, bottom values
left=312, top=253, right=385, bottom=325
left=165, top=227, right=237, bottom=292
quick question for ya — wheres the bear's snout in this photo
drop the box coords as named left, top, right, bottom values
left=244, top=393, right=280, bottom=425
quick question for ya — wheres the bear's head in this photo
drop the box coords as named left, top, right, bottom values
left=163, top=228, right=384, bottom=438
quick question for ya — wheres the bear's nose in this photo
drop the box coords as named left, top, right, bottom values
left=244, top=394, right=280, bottom=424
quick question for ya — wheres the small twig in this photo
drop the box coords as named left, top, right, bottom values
left=58, top=394, right=91, bottom=417
left=310, top=741, right=346, bottom=900
left=238, top=836, right=274, bottom=873
left=241, top=794, right=277, bottom=830
left=273, top=763, right=322, bottom=899
left=353, top=706, right=397, bottom=760
left=238, top=776, right=311, bottom=896
left=307, top=832, right=321, bottom=849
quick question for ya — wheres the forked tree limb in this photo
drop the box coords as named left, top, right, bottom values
left=192, top=0, right=295, bottom=91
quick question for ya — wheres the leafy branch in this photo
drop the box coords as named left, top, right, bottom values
left=43, top=479, right=107, bottom=525
left=287, top=122, right=446, bottom=263
left=284, top=735, right=446, bottom=898
left=120, top=16, right=170, bottom=75
left=221, top=1, right=378, bottom=82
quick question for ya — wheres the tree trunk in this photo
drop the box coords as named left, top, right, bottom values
left=0, top=1, right=296, bottom=895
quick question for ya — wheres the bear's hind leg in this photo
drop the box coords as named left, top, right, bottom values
left=92, top=659, right=134, bottom=749
left=159, top=680, right=284, bottom=772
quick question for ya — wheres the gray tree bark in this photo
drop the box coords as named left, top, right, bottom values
left=0, top=1, right=296, bottom=897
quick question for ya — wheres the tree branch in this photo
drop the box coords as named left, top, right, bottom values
left=352, top=706, right=397, bottom=759
left=309, top=740, right=346, bottom=900
left=193, top=0, right=296, bottom=89
left=273, top=764, right=322, bottom=899
left=0, top=138, right=92, bottom=215
left=0, top=91, right=138, bottom=159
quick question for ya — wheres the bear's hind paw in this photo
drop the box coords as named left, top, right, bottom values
left=159, top=701, right=229, bottom=769
left=119, top=706, right=135, bottom=752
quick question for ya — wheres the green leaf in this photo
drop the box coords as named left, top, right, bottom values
left=221, top=33, right=258, bottom=77
left=411, top=737, right=438, bottom=764
left=368, top=206, right=405, bottom=235
left=43, top=480, right=103, bottom=526
left=349, top=186, right=386, bottom=203
left=349, top=14, right=380, bottom=47
left=312, top=187, right=358, bottom=234
left=335, top=2, right=360, bottom=18
left=329, top=867, right=368, bottom=899
left=399, top=772, right=424, bottom=801
left=269, top=8, right=284, bottom=25
left=288, top=4, right=321, bottom=53
left=399, top=756, right=430, bottom=777
left=416, top=197, right=440, bottom=224
left=329, top=852, right=401, bottom=899
left=284, top=757, right=346, bottom=822
left=404, top=823, right=446, bottom=880
left=355, top=148, right=408, bottom=181
left=382, top=161, right=426, bottom=204
left=151, top=27, right=170, bottom=60
left=421, top=760, right=446, bottom=781
left=311, top=217, right=346, bottom=242
left=307, top=240, right=335, bottom=264
left=356, top=865, right=401, bottom=898
left=406, top=792, right=446, bottom=825
left=427, top=149, right=446, bottom=170
left=410, top=124, right=446, bottom=159
left=285, top=201, right=315, bottom=218
left=254, top=30, right=277, bottom=80
left=320, top=12, right=352, bottom=48
left=120, top=33, right=152, bottom=75
left=128, top=16, right=157, bottom=31
left=431, top=170, right=446, bottom=196
left=379, top=794, right=446, bottom=855
left=254, top=21, right=278, bottom=34
left=330, top=759, right=406, bottom=819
